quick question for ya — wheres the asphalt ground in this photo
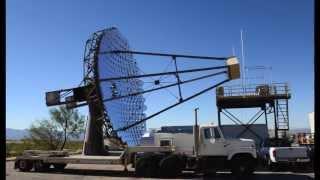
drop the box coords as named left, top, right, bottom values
left=6, top=161, right=315, bottom=180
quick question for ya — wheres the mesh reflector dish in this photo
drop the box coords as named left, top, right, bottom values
left=95, top=28, right=146, bottom=146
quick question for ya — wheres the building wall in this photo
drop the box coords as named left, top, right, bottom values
left=309, top=112, right=314, bottom=134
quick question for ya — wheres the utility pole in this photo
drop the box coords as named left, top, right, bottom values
left=194, top=108, right=199, bottom=157
left=240, top=29, right=246, bottom=92
left=195, top=108, right=199, bottom=126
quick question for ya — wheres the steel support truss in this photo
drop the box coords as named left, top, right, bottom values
left=218, top=107, right=268, bottom=143
left=46, top=29, right=239, bottom=151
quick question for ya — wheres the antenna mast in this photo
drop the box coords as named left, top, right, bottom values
left=240, top=29, right=246, bottom=91
left=232, top=46, right=235, bottom=56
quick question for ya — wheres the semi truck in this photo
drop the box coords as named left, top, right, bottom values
left=14, top=123, right=257, bottom=177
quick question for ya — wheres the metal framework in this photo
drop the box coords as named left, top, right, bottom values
left=46, top=48, right=235, bottom=135
left=45, top=27, right=240, bottom=151
left=216, top=83, right=291, bottom=141
left=99, top=51, right=233, bottom=132
left=81, top=38, right=236, bottom=135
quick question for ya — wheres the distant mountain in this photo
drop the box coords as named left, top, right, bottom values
left=6, top=128, right=30, bottom=140
left=6, top=128, right=85, bottom=141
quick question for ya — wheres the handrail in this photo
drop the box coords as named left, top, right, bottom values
left=216, top=83, right=290, bottom=97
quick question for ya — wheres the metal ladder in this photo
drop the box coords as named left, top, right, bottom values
left=275, top=99, right=289, bottom=136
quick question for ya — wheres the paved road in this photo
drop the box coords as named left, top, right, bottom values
left=6, top=161, right=314, bottom=180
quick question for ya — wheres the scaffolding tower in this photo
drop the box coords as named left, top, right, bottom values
left=216, top=83, right=291, bottom=140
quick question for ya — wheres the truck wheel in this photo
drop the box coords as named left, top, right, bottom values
left=131, top=153, right=136, bottom=168
left=231, top=156, right=255, bottom=176
left=159, top=154, right=184, bottom=178
left=267, top=158, right=277, bottom=171
left=135, top=153, right=161, bottom=177
left=53, top=163, right=67, bottom=171
left=34, top=160, right=50, bottom=172
left=17, top=160, right=33, bottom=172
left=203, top=169, right=217, bottom=177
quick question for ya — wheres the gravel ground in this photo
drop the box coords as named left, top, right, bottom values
left=6, top=161, right=314, bottom=180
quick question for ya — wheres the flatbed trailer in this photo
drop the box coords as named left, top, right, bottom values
left=14, top=146, right=173, bottom=173
left=14, top=124, right=258, bottom=178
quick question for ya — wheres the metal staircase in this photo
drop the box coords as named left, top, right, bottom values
left=275, top=99, right=289, bottom=137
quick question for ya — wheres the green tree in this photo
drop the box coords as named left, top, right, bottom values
left=29, top=106, right=85, bottom=150
left=29, top=119, right=64, bottom=150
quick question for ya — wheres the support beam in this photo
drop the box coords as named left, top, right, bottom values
left=173, top=56, right=183, bottom=102
left=236, top=110, right=265, bottom=138
left=103, top=71, right=226, bottom=103
left=83, top=99, right=108, bottom=155
left=116, top=79, right=230, bottom=131
left=221, top=110, right=263, bottom=142
left=103, top=50, right=230, bottom=61
left=264, top=108, right=268, bottom=128
left=100, top=65, right=227, bottom=82
left=273, top=104, right=279, bottom=139
left=218, top=108, right=221, bottom=126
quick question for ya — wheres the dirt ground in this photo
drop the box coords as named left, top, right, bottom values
left=6, top=161, right=314, bottom=180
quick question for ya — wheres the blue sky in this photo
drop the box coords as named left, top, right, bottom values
left=6, top=0, right=314, bottom=130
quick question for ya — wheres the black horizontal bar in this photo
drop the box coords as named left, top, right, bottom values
left=100, top=65, right=227, bottom=81
left=116, top=79, right=230, bottom=132
left=101, top=50, right=231, bottom=61
left=102, top=71, right=227, bottom=102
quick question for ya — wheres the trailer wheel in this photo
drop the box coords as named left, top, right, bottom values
left=135, top=153, right=160, bottom=177
left=17, top=160, right=33, bottom=172
left=53, top=163, right=67, bottom=171
left=159, top=154, right=184, bottom=178
left=34, top=161, right=50, bottom=172
left=231, top=155, right=255, bottom=176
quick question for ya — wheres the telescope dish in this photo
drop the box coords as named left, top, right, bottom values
left=84, top=28, right=146, bottom=146
left=80, top=27, right=239, bottom=146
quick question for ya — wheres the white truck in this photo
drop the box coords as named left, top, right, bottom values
left=14, top=124, right=257, bottom=177
left=259, top=139, right=311, bottom=171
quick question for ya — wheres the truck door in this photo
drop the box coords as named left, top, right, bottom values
left=199, top=127, right=227, bottom=156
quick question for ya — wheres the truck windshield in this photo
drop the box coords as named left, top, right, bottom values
left=204, top=128, right=212, bottom=139
left=213, top=128, right=221, bottom=138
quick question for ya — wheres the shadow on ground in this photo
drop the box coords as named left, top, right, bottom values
left=204, top=173, right=314, bottom=180
left=23, top=168, right=314, bottom=180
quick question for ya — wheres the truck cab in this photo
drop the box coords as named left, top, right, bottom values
left=140, top=124, right=258, bottom=176
left=197, top=124, right=257, bottom=160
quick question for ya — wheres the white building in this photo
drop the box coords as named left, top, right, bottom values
left=308, top=112, right=314, bottom=134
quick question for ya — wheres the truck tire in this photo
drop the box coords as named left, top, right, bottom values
left=131, top=153, right=136, bottom=168
left=203, top=169, right=217, bottom=177
left=159, top=154, right=184, bottom=178
left=231, top=155, right=255, bottom=176
left=17, top=160, right=33, bottom=172
left=135, top=153, right=161, bottom=177
left=52, top=163, right=67, bottom=171
left=267, top=157, right=277, bottom=171
left=34, top=160, right=50, bottom=172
